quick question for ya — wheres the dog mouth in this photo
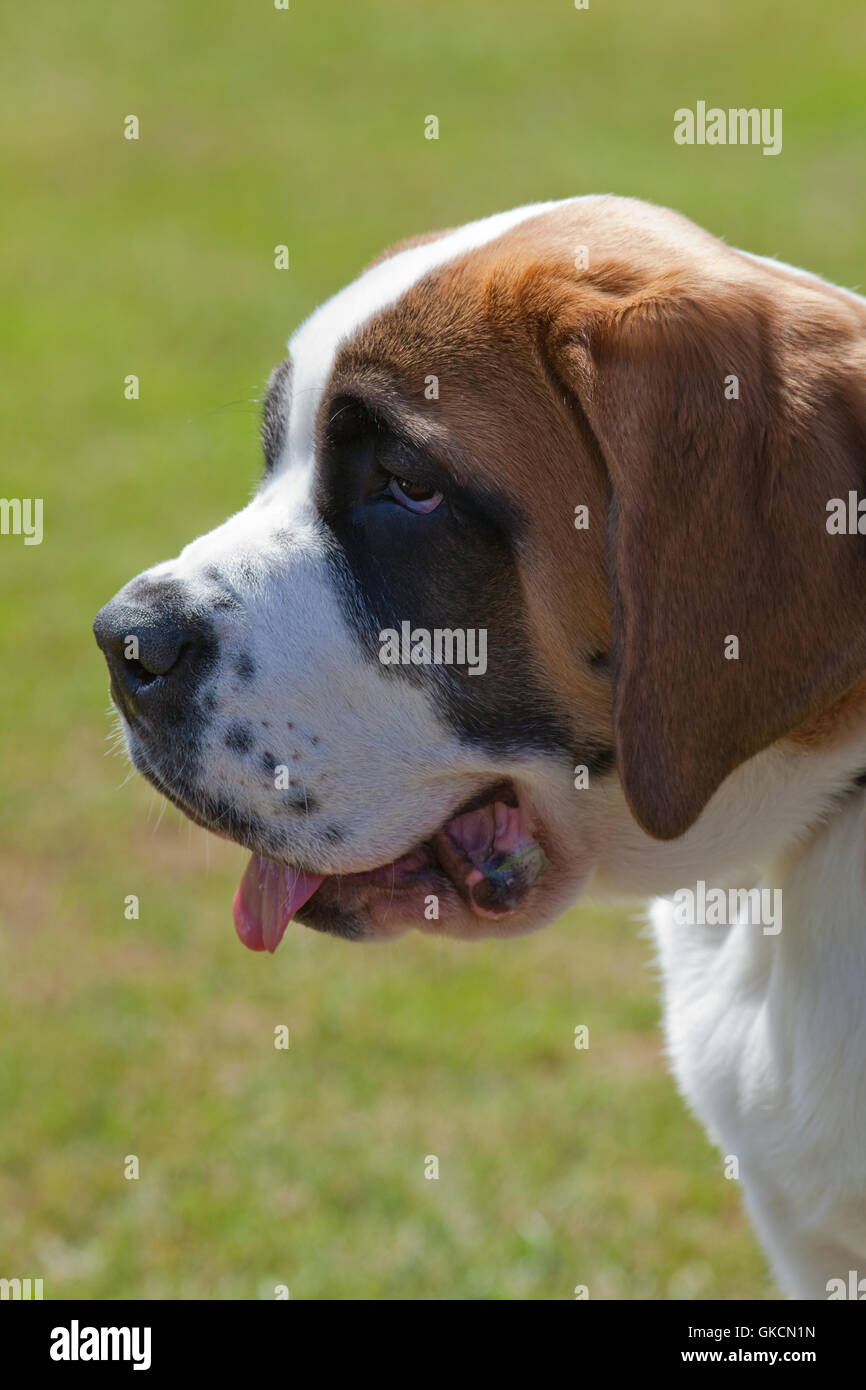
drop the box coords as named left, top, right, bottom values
left=232, top=780, right=548, bottom=953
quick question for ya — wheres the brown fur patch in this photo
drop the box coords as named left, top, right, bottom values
left=317, top=197, right=866, bottom=834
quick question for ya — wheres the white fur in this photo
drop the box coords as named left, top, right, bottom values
left=582, top=713, right=866, bottom=1300
left=648, top=748, right=866, bottom=1297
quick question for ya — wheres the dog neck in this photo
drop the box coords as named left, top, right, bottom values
left=591, top=720, right=866, bottom=903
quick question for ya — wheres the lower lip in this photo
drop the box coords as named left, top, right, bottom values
left=327, top=860, right=436, bottom=890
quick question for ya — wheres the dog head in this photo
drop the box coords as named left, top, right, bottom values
left=94, top=195, right=866, bottom=950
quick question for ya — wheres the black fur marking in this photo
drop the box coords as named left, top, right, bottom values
left=225, top=722, right=254, bottom=755
left=203, top=566, right=243, bottom=611
left=582, top=744, right=615, bottom=777
left=315, top=397, right=573, bottom=760
left=234, top=652, right=256, bottom=682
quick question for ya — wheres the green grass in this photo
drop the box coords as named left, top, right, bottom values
left=3, top=0, right=861, bottom=1299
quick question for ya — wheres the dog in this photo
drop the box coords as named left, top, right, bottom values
left=94, top=196, right=866, bottom=1299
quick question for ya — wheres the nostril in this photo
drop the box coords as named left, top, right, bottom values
left=124, top=656, right=155, bottom=686
left=124, top=654, right=173, bottom=687
left=134, top=635, right=193, bottom=679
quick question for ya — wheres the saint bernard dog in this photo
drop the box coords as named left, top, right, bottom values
left=94, top=196, right=866, bottom=1299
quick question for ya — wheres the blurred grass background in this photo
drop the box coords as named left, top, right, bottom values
left=1, top=0, right=862, bottom=1299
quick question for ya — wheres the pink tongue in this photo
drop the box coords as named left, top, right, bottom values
left=233, top=854, right=325, bottom=954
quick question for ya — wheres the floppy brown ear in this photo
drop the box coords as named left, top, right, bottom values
left=553, top=273, right=866, bottom=839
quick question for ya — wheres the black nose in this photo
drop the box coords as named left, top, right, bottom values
left=93, top=579, right=213, bottom=721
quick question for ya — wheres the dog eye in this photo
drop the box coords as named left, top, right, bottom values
left=387, top=475, right=444, bottom=514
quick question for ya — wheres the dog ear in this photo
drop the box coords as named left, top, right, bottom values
left=553, top=275, right=866, bottom=839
